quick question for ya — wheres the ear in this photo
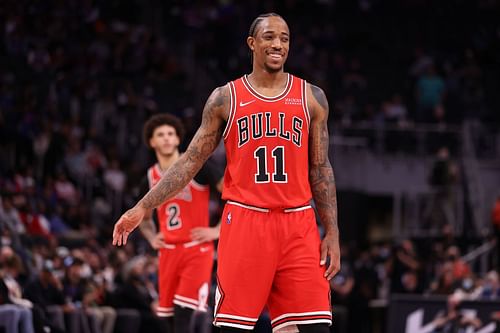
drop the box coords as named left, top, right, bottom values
left=174, top=135, right=180, bottom=148
left=247, top=36, right=255, bottom=52
left=148, top=137, right=155, bottom=149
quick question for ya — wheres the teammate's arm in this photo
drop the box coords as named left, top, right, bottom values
left=189, top=177, right=223, bottom=242
left=113, top=85, right=230, bottom=246
left=139, top=210, right=167, bottom=249
left=307, top=83, right=340, bottom=281
left=191, top=222, right=221, bottom=242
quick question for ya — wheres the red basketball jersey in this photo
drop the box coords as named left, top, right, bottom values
left=147, top=164, right=210, bottom=244
left=222, top=74, right=312, bottom=208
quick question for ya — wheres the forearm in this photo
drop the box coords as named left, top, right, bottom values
left=310, top=162, right=339, bottom=238
left=139, top=217, right=157, bottom=242
left=138, top=150, right=205, bottom=210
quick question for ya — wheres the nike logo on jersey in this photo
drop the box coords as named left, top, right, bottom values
left=239, top=100, right=255, bottom=107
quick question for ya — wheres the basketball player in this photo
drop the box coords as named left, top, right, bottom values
left=113, top=13, right=340, bottom=333
left=138, top=114, right=223, bottom=333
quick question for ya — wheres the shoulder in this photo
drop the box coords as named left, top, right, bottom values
left=204, top=84, right=233, bottom=121
left=306, top=83, right=329, bottom=120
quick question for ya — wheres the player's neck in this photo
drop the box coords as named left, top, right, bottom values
left=156, top=150, right=180, bottom=172
left=248, top=68, right=287, bottom=89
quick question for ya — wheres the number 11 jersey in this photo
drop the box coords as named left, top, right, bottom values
left=222, top=74, right=312, bottom=209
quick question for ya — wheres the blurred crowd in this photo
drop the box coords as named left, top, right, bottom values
left=1, top=0, right=499, bottom=332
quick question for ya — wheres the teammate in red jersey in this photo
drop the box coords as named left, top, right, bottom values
left=138, top=114, right=223, bottom=333
left=113, top=13, right=340, bottom=333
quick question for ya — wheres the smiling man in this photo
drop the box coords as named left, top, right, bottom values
left=113, top=13, right=340, bottom=333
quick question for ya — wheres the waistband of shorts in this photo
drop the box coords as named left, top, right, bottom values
left=226, top=200, right=312, bottom=213
left=162, top=239, right=204, bottom=249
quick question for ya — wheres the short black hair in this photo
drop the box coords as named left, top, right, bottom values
left=248, top=12, right=284, bottom=37
left=142, top=113, right=185, bottom=148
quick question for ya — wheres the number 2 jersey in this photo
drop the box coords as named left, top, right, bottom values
left=140, top=160, right=222, bottom=244
left=222, top=73, right=312, bottom=208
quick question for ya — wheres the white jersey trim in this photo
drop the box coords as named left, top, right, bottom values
left=271, top=311, right=332, bottom=323
left=242, top=74, right=293, bottom=102
left=215, top=314, right=258, bottom=322
left=157, top=306, right=174, bottom=311
left=147, top=167, right=154, bottom=188
left=227, top=200, right=312, bottom=213
left=161, top=239, right=203, bottom=249
left=227, top=200, right=269, bottom=212
left=174, top=294, right=199, bottom=305
left=173, top=299, right=200, bottom=311
left=301, top=80, right=311, bottom=128
left=283, top=205, right=312, bottom=213
left=273, top=319, right=332, bottom=332
left=222, top=82, right=237, bottom=140
left=214, top=322, right=255, bottom=330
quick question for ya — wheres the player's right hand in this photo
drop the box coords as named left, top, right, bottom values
left=112, top=205, right=146, bottom=246
left=150, top=232, right=168, bottom=249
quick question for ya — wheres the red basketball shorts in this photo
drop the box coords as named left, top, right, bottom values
left=156, top=241, right=214, bottom=317
left=213, top=201, right=332, bottom=332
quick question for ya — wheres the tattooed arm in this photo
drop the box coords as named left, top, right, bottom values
left=113, top=85, right=229, bottom=246
left=307, top=83, right=340, bottom=280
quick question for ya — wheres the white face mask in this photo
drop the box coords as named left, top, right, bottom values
left=80, top=264, right=92, bottom=279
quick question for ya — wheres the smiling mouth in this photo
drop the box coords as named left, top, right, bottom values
left=268, top=53, right=283, bottom=60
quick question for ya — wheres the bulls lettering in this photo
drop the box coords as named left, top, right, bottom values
left=237, top=112, right=304, bottom=147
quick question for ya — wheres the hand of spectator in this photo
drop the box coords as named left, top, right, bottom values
left=190, top=226, right=220, bottom=242
left=150, top=232, right=167, bottom=249
left=62, top=303, right=76, bottom=313
left=113, top=205, right=146, bottom=246
left=321, top=231, right=341, bottom=281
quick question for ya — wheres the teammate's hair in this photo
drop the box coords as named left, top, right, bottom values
left=143, top=113, right=185, bottom=148
left=248, top=13, right=284, bottom=64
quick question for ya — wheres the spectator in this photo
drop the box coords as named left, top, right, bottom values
left=478, top=271, right=500, bottom=300
left=112, top=256, right=166, bottom=333
left=0, top=278, right=35, bottom=333
left=390, top=239, right=421, bottom=294
left=24, top=260, right=76, bottom=333
left=492, top=195, right=500, bottom=269
left=446, top=246, right=470, bottom=281
left=424, top=146, right=459, bottom=230
left=415, top=64, right=445, bottom=123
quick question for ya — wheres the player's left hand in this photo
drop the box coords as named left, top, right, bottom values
left=190, top=226, right=219, bottom=242
left=320, top=230, right=341, bottom=280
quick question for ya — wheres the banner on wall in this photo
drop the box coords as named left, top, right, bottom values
left=387, top=294, right=500, bottom=333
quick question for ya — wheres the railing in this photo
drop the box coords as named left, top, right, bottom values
left=461, top=239, right=497, bottom=275
left=332, top=122, right=462, bottom=156
left=462, top=121, right=488, bottom=236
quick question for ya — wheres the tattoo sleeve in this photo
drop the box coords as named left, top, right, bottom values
left=309, top=84, right=338, bottom=238
left=138, top=86, right=227, bottom=210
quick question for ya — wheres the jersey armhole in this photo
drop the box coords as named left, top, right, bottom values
left=301, top=79, right=311, bottom=129
left=222, top=81, right=237, bottom=140
left=147, top=167, right=154, bottom=189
